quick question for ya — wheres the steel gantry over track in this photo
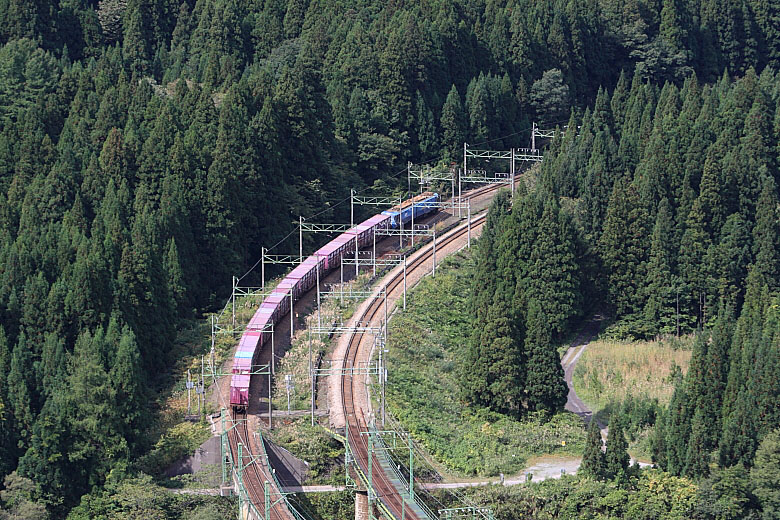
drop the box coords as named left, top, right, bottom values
left=461, top=143, right=542, bottom=199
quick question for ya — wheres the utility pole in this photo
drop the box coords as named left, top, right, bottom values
left=299, top=216, right=303, bottom=262
left=403, top=256, right=407, bottom=310
left=467, top=198, right=471, bottom=248
left=432, top=228, right=436, bottom=277
left=510, top=148, right=515, bottom=196
left=290, top=288, right=294, bottom=341
left=531, top=122, right=536, bottom=150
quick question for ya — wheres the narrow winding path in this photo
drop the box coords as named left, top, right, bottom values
left=562, top=316, right=607, bottom=438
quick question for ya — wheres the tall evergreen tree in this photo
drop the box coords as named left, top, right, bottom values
left=440, top=85, right=466, bottom=162
left=600, top=177, right=650, bottom=319
left=605, top=414, right=630, bottom=479
left=524, top=299, right=567, bottom=414
left=580, top=419, right=607, bottom=480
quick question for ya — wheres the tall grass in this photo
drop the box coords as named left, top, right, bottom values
left=572, top=337, right=692, bottom=412
left=386, top=251, right=586, bottom=478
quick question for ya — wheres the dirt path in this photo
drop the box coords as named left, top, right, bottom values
left=561, top=316, right=607, bottom=438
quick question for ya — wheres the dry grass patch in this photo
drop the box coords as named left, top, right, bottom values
left=572, top=337, right=692, bottom=412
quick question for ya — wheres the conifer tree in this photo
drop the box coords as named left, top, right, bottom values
left=685, top=407, right=711, bottom=478
left=751, top=427, right=780, bottom=518
left=440, top=85, right=466, bottom=162
left=0, top=325, right=18, bottom=480
left=752, top=176, right=780, bottom=290
left=110, top=324, right=145, bottom=451
left=644, top=198, right=677, bottom=334
left=605, top=414, right=630, bottom=479
left=600, top=177, right=650, bottom=319
left=525, top=195, right=580, bottom=338
left=6, top=331, right=34, bottom=439
left=462, top=192, right=511, bottom=410
left=678, top=198, right=712, bottom=326
left=524, top=299, right=567, bottom=414
left=581, top=419, right=607, bottom=479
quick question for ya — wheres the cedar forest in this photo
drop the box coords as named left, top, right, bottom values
left=0, top=0, right=778, bottom=518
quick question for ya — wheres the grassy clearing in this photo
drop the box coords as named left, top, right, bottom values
left=571, top=337, right=692, bottom=412
left=571, top=336, right=692, bottom=459
left=386, top=251, right=586, bottom=478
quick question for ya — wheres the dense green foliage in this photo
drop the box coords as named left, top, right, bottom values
left=463, top=186, right=578, bottom=416
left=0, top=0, right=779, bottom=515
left=387, top=252, right=585, bottom=477
left=460, top=470, right=699, bottom=520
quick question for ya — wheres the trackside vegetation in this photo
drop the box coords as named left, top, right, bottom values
left=0, top=0, right=779, bottom=516
left=386, top=252, right=586, bottom=477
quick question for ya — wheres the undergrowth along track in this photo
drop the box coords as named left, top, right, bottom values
left=341, top=207, right=489, bottom=519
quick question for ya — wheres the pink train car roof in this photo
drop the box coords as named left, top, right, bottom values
left=264, top=292, right=286, bottom=304
left=233, top=358, right=251, bottom=369
left=231, top=374, right=250, bottom=387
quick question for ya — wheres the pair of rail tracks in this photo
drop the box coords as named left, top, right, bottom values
left=340, top=192, right=495, bottom=519
left=228, top=180, right=507, bottom=519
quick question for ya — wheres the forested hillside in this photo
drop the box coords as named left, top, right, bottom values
left=465, top=52, right=779, bottom=519
left=0, top=0, right=779, bottom=517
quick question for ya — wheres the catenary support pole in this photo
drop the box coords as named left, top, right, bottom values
left=409, top=443, right=414, bottom=504
left=372, top=230, right=377, bottom=277
left=432, top=229, right=436, bottom=277
left=411, top=198, right=415, bottom=248
left=261, top=247, right=265, bottom=290
left=458, top=167, right=462, bottom=218
left=265, top=481, right=270, bottom=520
left=290, top=288, right=294, bottom=341
left=399, top=196, right=403, bottom=250
left=467, top=198, right=471, bottom=248
left=271, top=330, right=275, bottom=374
left=268, top=366, right=272, bottom=430
left=403, top=256, right=407, bottom=310
left=232, top=276, right=236, bottom=328
left=451, top=168, right=455, bottom=215
left=299, top=216, right=303, bottom=262
left=310, top=331, right=315, bottom=426
left=511, top=148, right=515, bottom=196
left=354, top=235, right=359, bottom=278
left=316, top=266, right=321, bottom=329
left=350, top=189, right=355, bottom=228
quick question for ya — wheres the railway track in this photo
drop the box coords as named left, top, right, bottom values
left=228, top=410, right=294, bottom=520
left=230, top=180, right=509, bottom=519
left=341, top=202, right=492, bottom=519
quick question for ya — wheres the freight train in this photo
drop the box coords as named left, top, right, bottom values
left=230, top=192, right=440, bottom=409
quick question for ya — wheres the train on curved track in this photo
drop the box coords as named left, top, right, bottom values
left=230, top=192, right=440, bottom=409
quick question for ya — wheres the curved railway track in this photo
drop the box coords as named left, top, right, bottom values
left=228, top=180, right=508, bottom=519
left=341, top=208, right=490, bottom=519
